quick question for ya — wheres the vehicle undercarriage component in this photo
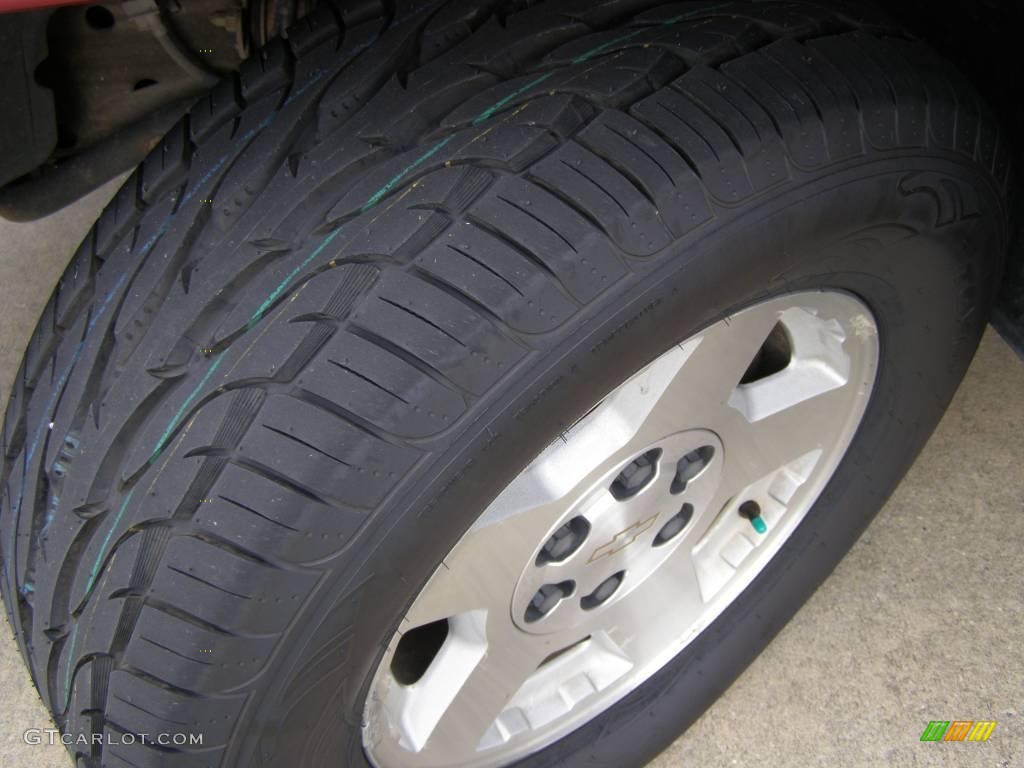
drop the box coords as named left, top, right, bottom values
left=0, top=0, right=315, bottom=220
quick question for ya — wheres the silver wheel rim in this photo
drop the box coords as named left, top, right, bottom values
left=363, top=290, right=879, bottom=768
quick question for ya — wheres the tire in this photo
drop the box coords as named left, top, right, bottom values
left=0, top=1, right=1009, bottom=767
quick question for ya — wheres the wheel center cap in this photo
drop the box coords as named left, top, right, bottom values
left=511, top=429, right=724, bottom=634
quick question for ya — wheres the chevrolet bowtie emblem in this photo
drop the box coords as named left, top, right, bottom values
left=588, top=514, right=659, bottom=563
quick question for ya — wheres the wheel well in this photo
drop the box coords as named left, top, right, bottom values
left=889, top=0, right=1024, bottom=354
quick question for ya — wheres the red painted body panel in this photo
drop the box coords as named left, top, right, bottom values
left=0, top=0, right=89, bottom=13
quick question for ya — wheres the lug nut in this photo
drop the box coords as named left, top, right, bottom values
left=670, top=445, right=715, bottom=494
left=525, top=580, right=575, bottom=623
left=611, top=449, right=661, bottom=500
left=537, top=516, right=591, bottom=565
left=581, top=571, right=625, bottom=610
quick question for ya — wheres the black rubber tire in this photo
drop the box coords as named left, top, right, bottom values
left=0, top=1, right=1010, bottom=767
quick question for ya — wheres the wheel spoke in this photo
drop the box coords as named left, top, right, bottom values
left=412, top=617, right=558, bottom=762
left=714, top=379, right=853, bottom=498
left=631, top=303, right=788, bottom=446
left=403, top=511, right=546, bottom=630
left=711, top=301, right=873, bottom=497
left=471, top=340, right=704, bottom=533
left=604, top=549, right=707, bottom=656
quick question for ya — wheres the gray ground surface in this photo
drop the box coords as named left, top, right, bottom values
left=1, top=181, right=1020, bottom=767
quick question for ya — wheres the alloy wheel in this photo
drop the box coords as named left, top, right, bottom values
left=363, top=290, right=879, bottom=768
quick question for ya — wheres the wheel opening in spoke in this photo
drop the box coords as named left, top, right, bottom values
left=728, top=309, right=851, bottom=423
left=391, top=618, right=450, bottom=685
left=739, top=321, right=792, bottom=384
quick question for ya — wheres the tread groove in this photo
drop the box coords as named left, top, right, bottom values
left=462, top=214, right=579, bottom=304
left=137, top=637, right=213, bottom=668
left=559, top=158, right=630, bottom=217
left=496, top=194, right=578, bottom=253
left=166, top=565, right=252, bottom=600
left=261, top=423, right=354, bottom=467
left=326, top=358, right=411, bottom=404
left=346, top=323, right=472, bottom=399
left=218, top=494, right=300, bottom=532
left=446, top=243, right=525, bottom=297
left=378, top=297, right=467, bottom=347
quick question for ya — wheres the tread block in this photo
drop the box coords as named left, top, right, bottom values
left=113, top=195, right=179, bottom=341
left=19, top=297, right=57, bottom=385
left=469, top=175, right=628, bottom=303
left=107, top=665, right=244, bottom=748
left=94, top=173, right=144, bottom=258
left=105, top=740, right=226, bottom=768
left=53, top=236, right=96, bottom=330
left=357, top=66, right=495, bottom=147
left=148, top=536, right=317, bottom=636
left=632, top=85, right=759, bottom=201
left=141, top=120, right=191, bottom=204
left=326, top=120, right=554, bottom=219
left=796, top=32, right=896, bottom=151
left=719, top=49, right=832, bottom=168
left=530, top=140, right=673, bottom=256
left=792, top=39, right=908, bottom=155
left=674, top=67, right=796, bottom=183
left=189, top=77, right=244, bottom=144
left=580, top=110, right=713, bottom=238
left=239, top=38, right=294, bottom=102
left=1, top=396, right=20, bottom=461
left=313, top=17, right=412, bottom=138
left=452, top=46, right=680, bottom=126
left=194, top=463, right=365, bottom=562
left=236, top=393, right=421, bottom=509
left=286, top=4, right=342, bottom=57
left=124, top=605, right=276, bottom=693
left=330, top=0, right=384, bottom=26
left=841, top=35, right=929, bottom=149
left=207, top=91, right=302, bottom=232
left=415, top=233, right=578, bottom=334
left=325, top=196, right=450, bottom=256
left=461, top=12, right=589, bottom=79
left=349, top=271, right=528, bottom=397
left=401, top=165, right=494, bottom=214
left=548, top=15, right=763, bottom=68
left=299, top=328, right=467, bottom=438
left=419, top=0, right=502, bottom=64
left=380, top=268, right=528, bottom=362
